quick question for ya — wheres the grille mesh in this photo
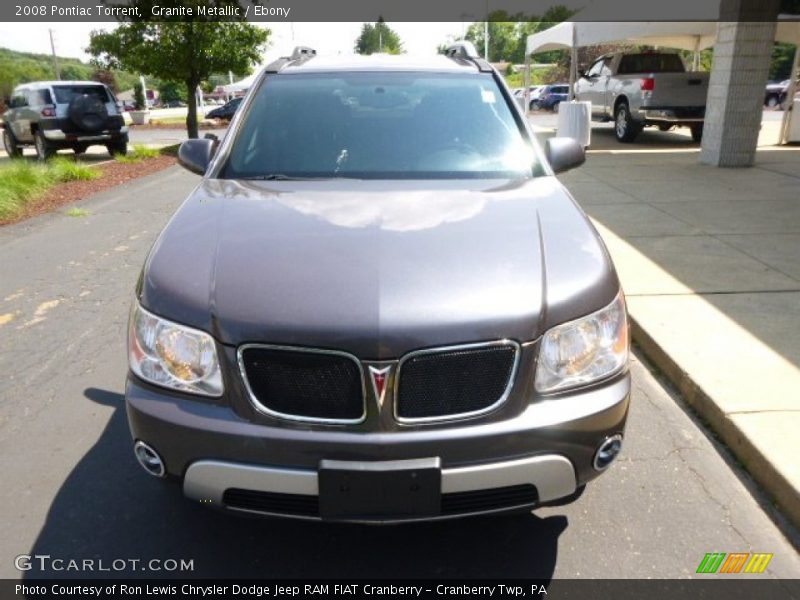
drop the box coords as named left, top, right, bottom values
left=240, top=347, right=364, bottom=421
left=396, top=344, right=517, bottom=420
left=223, top=488, right=319, bottom=516
left=441, top=484, right=537, bottom=514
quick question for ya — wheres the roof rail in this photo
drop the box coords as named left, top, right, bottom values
left=443, top=41, right=494, bottom=73
left=443, top=41, right=479, bottom=59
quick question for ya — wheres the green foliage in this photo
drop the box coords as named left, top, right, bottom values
left=114, top=144, right=161, bottom=163
left=0, top=158, right=97, bottom=220
left=770, top=43, right=797, bottom=80
left=133, top=82, right=146, bottom=110
left=0, top=47, right=137, bottom=104
left=464, top=6, right=575, bottom=64
left=91, top=68, right=119, bottom=93
left=65, top=207, right=89, bottom=217
left=354, top=18, right=404, bottom=55
left=88, top=13, right=269, bottom=138
left=157, top=81, right=187, bottom=104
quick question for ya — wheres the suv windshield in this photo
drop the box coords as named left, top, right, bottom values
left=221, top=72, right=539, bottom=180
left=52, top=85, right=110, bottom=104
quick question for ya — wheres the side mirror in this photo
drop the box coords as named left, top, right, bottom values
left=545, top=137, right=585, bottom=174
left=177, top=138, right=216, bottom=175
left=578, top=69, right=586, bottom=78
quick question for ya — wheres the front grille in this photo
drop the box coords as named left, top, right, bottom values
left=396, top=342, right=518, bottom=421
left=223, top=488, right=319, bottom=517
left=239, top=346, right=365, bottom=422
left=441, top=484, right=538, bottom=514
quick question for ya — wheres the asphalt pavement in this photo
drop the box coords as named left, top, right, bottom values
left=0, top=167, right=799, bottom=579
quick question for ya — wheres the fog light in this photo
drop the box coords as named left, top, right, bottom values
left=134, top=440, right=166, bottom=478
left=593, top=434, right=623, bottom=471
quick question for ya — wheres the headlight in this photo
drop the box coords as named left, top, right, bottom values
left=535, top=291, right=629, bottom=393
left=128, top=301, right=223, bottom=397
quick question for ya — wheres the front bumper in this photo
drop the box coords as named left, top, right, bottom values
left=126, top=370, right=630, bottom=522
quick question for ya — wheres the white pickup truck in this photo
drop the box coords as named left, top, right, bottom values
left=574, top=51, right=709, bottom=143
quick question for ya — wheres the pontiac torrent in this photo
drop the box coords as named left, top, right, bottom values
left=125, top=44, right=630, bottom=522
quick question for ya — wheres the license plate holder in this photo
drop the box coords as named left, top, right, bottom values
left=319, top=458, right=441, bottom=520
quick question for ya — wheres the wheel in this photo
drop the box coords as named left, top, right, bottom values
left=530, top=100, right=540, bottom=111
left=552, top=101, right=561, bottom=112
left=34, top=130, right=55, bottom=160
left=766, top=95, right=779, bottom=108
left=690, top=123, right=704, bottom=142
left=73, top=144, right=89, bottom=156
left=614, top=101, right=641, bottom=143
left=2, top=128, right=23, bottom=158
left=658, top=124, right=674, bottom=132
left=106, top=141, right=128, bottom=157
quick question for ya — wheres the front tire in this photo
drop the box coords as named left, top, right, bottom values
left=34, top=131, right=55, bottom=161
left=690, top=124, right=704, bottom=142
left=3, top=128, right=23, bottom=158
left=766, top=95, right=779, bottom=108
left=614, top=101, right=641, bottom=143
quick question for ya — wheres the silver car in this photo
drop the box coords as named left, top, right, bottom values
left=125, top=44, right=630, bottom=523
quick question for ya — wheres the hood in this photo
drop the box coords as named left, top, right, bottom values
left=139, top=177, right=618, bottom=359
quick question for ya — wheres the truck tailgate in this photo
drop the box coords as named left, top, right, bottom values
left=644, top=72, right=709, bottom=107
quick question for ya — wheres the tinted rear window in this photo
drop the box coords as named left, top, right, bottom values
left=221, top=72, right=540, bottom=180
left=618, top=54, right=685, bottom=74
left=53, top=85, right=110, bottom=104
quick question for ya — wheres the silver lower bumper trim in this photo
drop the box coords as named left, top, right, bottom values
left=183, top=454, right=577, bottom=511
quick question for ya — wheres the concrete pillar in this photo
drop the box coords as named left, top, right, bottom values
left=699, top=1, right=778, bottom=167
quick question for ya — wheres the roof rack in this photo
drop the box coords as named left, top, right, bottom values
left=443, top=41, right=494, bottom=73
left=263, top=46, right=318, bottom=73
left=443, top=41, right=479, bottom=59
left=290, top=46, right=317, bottom=60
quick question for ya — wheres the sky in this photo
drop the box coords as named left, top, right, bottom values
left=0, top=21, right=471, bottom=64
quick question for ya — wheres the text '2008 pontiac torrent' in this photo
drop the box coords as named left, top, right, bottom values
left=126, top=44, right=630, bottom=522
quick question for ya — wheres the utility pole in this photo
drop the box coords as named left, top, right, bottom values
left=49, top=29, right=61, bottom=80
left=484, top=0, right=489, bottom=61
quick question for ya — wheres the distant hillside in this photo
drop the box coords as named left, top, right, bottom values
left=0, top=47, right=139, bottom=100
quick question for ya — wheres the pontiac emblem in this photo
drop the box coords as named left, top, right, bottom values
left=368, top=366, right=392, bottom=408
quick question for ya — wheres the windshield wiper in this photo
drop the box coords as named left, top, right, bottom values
left=239, top=174, right=359, bottom=181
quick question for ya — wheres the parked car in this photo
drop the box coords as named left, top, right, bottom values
left=205, top=97, right=242, bottom=120
left=574, top=51, right=709, bottom=142
left=538, top=84, right=569, bottom=111
left=528, top=85, right=546, bottom=110
left=765, top=79, right=799, bottom=109
left=126, top=44, right=630, bottom=523
left=164, top=100, right=186, bottom=108
left=1, top=81, right=128, bottom=159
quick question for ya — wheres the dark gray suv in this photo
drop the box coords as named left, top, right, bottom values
left=126, top=44, right=630, bottom=523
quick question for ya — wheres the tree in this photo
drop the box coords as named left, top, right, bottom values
left=354, top=18, right=403, bottom=55
left=92, top=68, right=119, bottom=93
left=88, top=11, right=268, bottom=138
left=158, top=81, right=187, bottom=104
left=133, top=82, right=146, bottom=111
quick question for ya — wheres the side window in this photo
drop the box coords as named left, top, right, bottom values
left=586, top=60, right=604, bottom=78
left=11, top=92, right=28, bottom=108
left=27, top=89, right=51, bottom=106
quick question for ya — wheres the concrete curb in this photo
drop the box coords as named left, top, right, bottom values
left=629, top=315, right=800, bottom=531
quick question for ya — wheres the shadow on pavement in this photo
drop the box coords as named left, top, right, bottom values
left=24, top=388, right=566, bottom=580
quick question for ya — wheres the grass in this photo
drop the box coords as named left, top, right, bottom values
left=114, top=144, right=161, bottom=164
left=65, top=207, right=89, bottom=217
left=0, top=157, right=99, bottom=221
